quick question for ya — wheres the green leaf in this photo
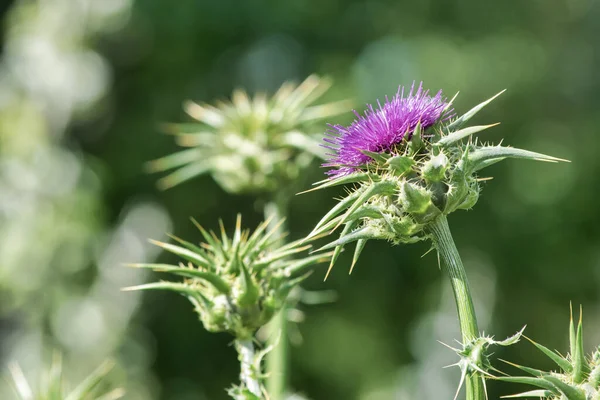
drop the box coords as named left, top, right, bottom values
left=360, top=149, right=389, bottom=163
left=156, top=162, right=212, bottom=190
left=335, top=180, right=396, bottom=229
left=385, top=155, right=415, bottom=175
left=167, top=234, right=207, bottom=261
left=298, top=172, right=376, bottom=195
left=122, top=281, right=210, bottom=298
left=543, top=376, right=586, bottom=400
left=236, top=256, right=260, bottom=307
left=467, top=146, right=568, bottom=173
left=445, top=90, right=506, bottom=132
left=240, top=219, right=271, bottom=257
left=126, top=263, right=230, bottom=293
left=328, top=220, right=359, bottom=271
left=315, top=226, right=384, bottom=253
left=308, top=187, right=366, bottom=237
left=190, top=218, right=222, bottom=253
left=253, top=244, right=311, bottom=270
left=500, top=359, right=547, bottom=377
left=495, top=376, right=557, bottom=392
left=501, top=389, right=554, bottom=398
left=283, top=252, right=333, bottom=275
left=149, top=240, right=211, bottom=268
left=437, top=123, right=500, bottom=147
left=145, top=148, right=205, bottom=172
left=350, top=239, right=368, bottom=274
left=524, top=336, right=573, bottom=373
left=572, top=306, right=589, bottom=383
left=65, top=361, right=116, bottom=400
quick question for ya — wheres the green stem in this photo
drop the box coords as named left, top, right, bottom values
left=264, top=197, right=289, bottom=400
left=427, top=214, right=484, bottom=400
left=236, top=339, right=262, bottom=397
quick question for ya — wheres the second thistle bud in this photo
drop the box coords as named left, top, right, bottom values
left=124, top=215, right=330, bottom=339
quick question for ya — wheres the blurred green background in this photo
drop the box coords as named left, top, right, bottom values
left=0, top=0, right=599, bottom=399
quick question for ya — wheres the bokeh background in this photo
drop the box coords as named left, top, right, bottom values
left=0, top=0, right=599, bottom=399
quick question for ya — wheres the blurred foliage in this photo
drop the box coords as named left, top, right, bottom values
left=1, top=0, right=599, bottom=399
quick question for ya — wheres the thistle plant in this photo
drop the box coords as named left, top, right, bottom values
left=146, top=75, right=349, bottom=399
left=498, top=307, right=600, bottom=400
left=8, top=356, right=123, bottom=400
left=147, top=75, right=350, bottom=193
left=306, top=82, right=567, bottom=400
left=124, top=215, right=331, bottom=398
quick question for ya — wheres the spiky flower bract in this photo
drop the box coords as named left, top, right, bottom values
left=9, top=355, right=124, bottom=400
left=324, top=82, right=454, bottom=176
left=124, top=215, right=331, bottom=340
left=306, top=84, right=567, bottom=277
left=147, top=75, right=351, bottom=193
left=498, top=307, right=600, bottom=400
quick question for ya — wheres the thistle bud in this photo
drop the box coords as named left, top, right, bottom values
left=146, top=75, right=351, bottom=193
left=308, top=82, right=567, bottom=275
left=398, top=181, right=439, bottom=221
left=422, top=152, right=449, bottom=183
left=124, top=215, right=330, bottom=339
left=499, top=307, right=600, bottom=399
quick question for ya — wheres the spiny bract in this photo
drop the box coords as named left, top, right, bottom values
left=124, top=215, right=331, bottom=339
left=498, top=307, right=599, bottom=400
left=305, top=84, right=566, bottom=278
left=147, top=75, right=350, bottom=193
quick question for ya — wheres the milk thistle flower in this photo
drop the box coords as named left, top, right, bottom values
left=306, top=82, right=567, bottom=400
left=498, top=307, right=600, bottom=400
left=124, top=215, right=331, bottom=398
left=308, top=82, right=566, bottom=275
left=147, top=75, right=351, bottom=193
left=324, top=83, right=454, bottom=177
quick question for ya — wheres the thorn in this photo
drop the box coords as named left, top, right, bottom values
left=421, top=246, right=435, bottom=258
left=323, top=260, right=335, bottom=281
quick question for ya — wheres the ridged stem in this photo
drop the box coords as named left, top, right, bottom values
left=264, top=197, right=289, bottom=400
left=427, top=214, right=484, bottom=400
left=236, top=339, right=262, bottom=397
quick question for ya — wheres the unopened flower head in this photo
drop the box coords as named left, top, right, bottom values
left=498, top=307, right=600, bottom=400
left=124, top=215, right=331, bottom=339
left=306, top=83, right=567, bottom=278
left=147, top=75, right=350, bottom=194
left=324, top=82, right=454, bottom=176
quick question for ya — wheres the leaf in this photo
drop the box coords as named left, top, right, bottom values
left=149, top=240, right=211, bottom=268
left=467, top=146, right=568, bottom=173
left=445, top=90, right=506, bottom=131
left=572, top=306, right=589, bottom=383
left=437, top=123, right=500, bottom=147
left=543, top=376, right=586, bottom=400
left=297, top=172, right=375, bottom=195
left=145, top=148, right=205, bottom=172
left=156, top=162, right=212, bottom=190
left=126, top=263, right=230, bottom=293
left=307, top=188, right=366, bottom=237
left=65, top=361, right=116, bottom=400
left=501, top=389, right=554, bottom=398
left=524, top=336, right=573, bottom=373
left=495, top=376, right=557, bottom=392
left=334, top=180, right=396, bottom=229
left=349, top=239, right=368, bottom=275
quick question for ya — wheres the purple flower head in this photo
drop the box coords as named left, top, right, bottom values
left=323, top=82, right=454, bottom=176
